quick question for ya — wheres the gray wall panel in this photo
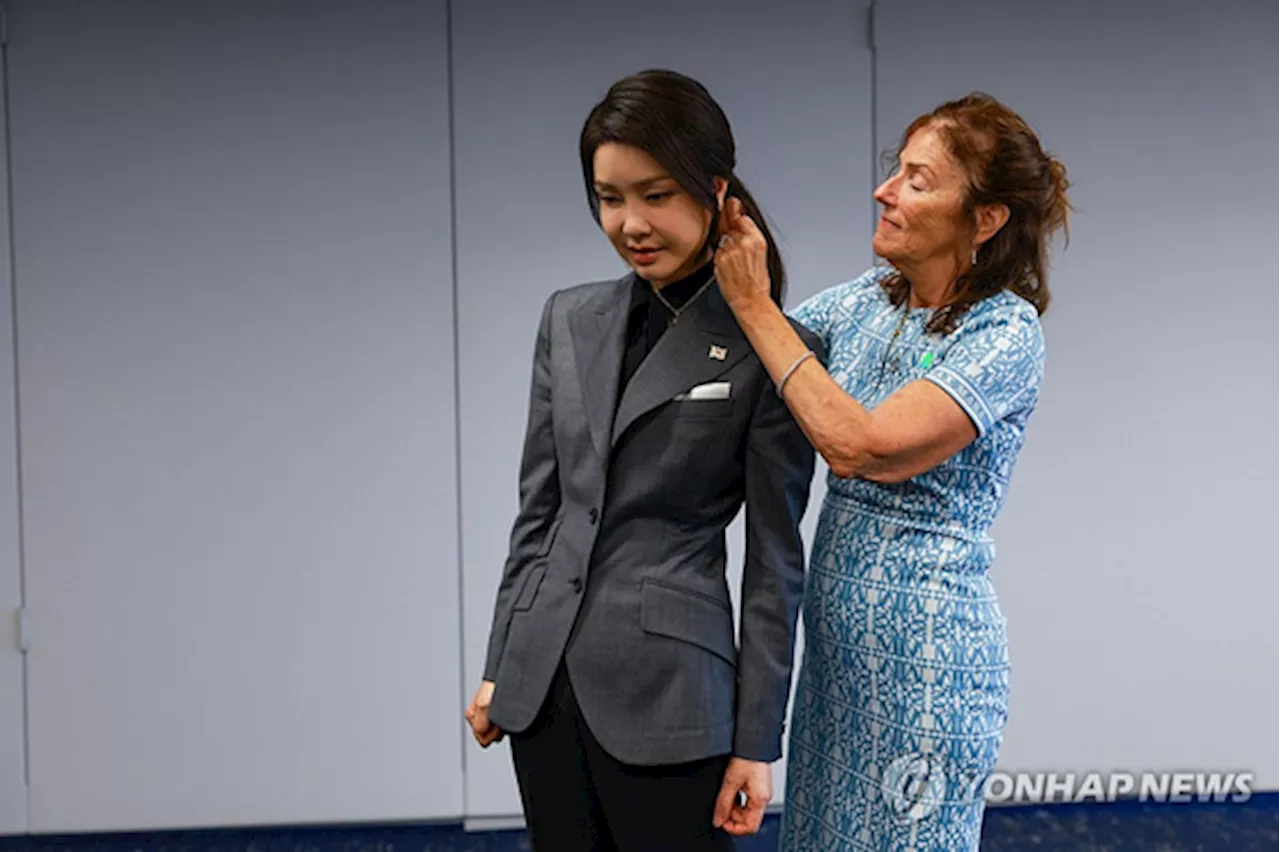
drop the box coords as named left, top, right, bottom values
left=0, top=50, right=27, bottom=836
left=12, top=0, right=462, bottom=831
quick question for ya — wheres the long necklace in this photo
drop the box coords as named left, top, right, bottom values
left=651, top=275, right=717, bottom=326
left=875, top=299, right=912, bottom=391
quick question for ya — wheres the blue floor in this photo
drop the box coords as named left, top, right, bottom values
left=2, top=795, right=1276, bottom=852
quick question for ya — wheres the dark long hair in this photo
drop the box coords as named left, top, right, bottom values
left=579, top=69, right=786, bottom=305
left=883, top=92, right=1072, bottom=333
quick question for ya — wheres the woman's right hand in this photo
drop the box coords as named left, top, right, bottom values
left=465, top=680, right=504, bottom=747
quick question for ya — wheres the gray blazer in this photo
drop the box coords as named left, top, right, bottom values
left=482, top=273, right=821, bottom=766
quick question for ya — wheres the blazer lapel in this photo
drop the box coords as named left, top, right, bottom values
left=569, top=275, right=632, bottom=460
left=611, top=282, right=749, bottom=447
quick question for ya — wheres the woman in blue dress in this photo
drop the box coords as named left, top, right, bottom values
left=713, top=93, right=1071, bottom=849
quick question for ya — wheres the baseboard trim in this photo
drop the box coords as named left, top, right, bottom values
left=4, top=792, right=1273, bottom=842
left=462, top=801, right=786, bottom=833
left=984, top=790, right=1278, bottom=812
left=461, top=815, right=524, bottom=832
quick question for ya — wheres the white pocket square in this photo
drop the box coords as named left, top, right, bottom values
left=674, top=381, right=731, bottom=401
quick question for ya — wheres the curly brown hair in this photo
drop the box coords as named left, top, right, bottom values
left=881, top=92, right=1072, bottom=334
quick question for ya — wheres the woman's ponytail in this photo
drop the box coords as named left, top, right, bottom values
left=725, top=175, right=786, bottom=305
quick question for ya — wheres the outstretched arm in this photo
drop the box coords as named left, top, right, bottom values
left=713, top=199, right=1040, bottom=483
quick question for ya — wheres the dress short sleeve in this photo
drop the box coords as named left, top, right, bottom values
left=923, top=300, right=1045, bottom=436
left=788, top=267, right=891, bottom=350
left=788, top=285, right=841, bottom=349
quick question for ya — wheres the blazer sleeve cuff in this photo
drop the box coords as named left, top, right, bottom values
left=481, top=631, right=506, bottom=682
left=732, top=726, right=783, bottom=763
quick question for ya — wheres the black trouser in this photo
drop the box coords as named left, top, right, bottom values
left=509, top=661, right=736, bottom=852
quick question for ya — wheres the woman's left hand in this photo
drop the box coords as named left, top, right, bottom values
left=714, top=197, right=772, bottom=309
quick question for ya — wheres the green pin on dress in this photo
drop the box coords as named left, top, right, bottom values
left=920, top=351, right=935, bottom=369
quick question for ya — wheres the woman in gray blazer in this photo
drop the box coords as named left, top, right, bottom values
left=464, top=69, right=821, bottom=852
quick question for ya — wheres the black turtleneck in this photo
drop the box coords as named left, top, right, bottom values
left=618, top=258, right=715, bottom=402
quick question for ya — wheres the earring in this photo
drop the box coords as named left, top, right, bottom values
left=971, top=246, right=979, bottom=265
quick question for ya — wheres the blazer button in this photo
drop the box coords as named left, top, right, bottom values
left=571, top=577, right=583, bottom=594
left=588, top=508, right=599, bottom=525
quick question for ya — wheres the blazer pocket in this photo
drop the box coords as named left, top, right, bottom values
left=513, top=563, right=548, bottom=612
left=640, top=578, right=737, bottom=665
left=666, top=398, right=734, bottom=419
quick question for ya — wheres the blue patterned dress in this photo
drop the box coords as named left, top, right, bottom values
left=780, top=265, right=1045, bottom=850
